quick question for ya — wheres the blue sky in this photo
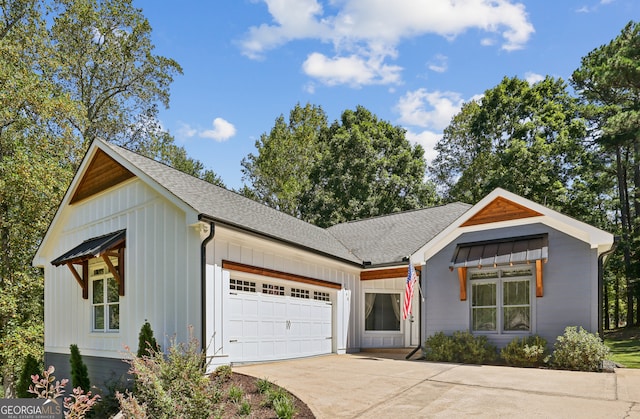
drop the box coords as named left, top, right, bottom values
left=134, top=0, right=639, bottom=190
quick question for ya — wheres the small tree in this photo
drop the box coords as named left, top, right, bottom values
left=137, top=321, right=159, bottom=358
left=69, top=344, right=90, bottom=392
left=17, top=354, right=41, bottom=398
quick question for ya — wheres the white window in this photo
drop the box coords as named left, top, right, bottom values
left=470, top=268, right=532, bottom=333
left=230, top=279, right=256, bottom=292
left=290, top=288, right=310, bottom=299
left=364, top=292, right=401, bottom=331
left=91, top=265, right=120, bottom=332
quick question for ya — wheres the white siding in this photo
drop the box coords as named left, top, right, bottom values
left=207, top=228, right=361, bottom=351
left=43, top=179, right=201, bottom=358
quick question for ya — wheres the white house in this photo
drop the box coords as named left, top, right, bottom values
left=33, top=140, right=615, bottom=389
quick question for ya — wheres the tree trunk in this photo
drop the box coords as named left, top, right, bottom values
left=615, top=146, right=634, bottom=327
left=604, top=277, right=610, bottom=330
left=3, top=371, right=16, bottom=398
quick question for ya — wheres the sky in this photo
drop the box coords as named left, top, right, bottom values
left=133, top=0, right=639, bottom=190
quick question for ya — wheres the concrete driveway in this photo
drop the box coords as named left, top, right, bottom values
left=235, top=352, right=640, bottom=418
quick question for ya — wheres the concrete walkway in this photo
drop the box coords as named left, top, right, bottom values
left=235, top=353, right=640, bottom=418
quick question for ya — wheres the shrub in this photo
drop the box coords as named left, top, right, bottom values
left=256, top=377, right=272, bottom=394
left=211, top=364, right=233, bottom=383
left=29, top=365, right=100, bottom=418
left=424, top=331, right=497, bottom=364
left=238, top=399, right=252, bottom=416
left=549, top=326, right=610, bottom=372
left=227, top=384, right=243, bottom=403
left=117, top=326, right=219, bottom=418
left=17, top=354, right=41, bottom=398
left=501, top=335, right=548, bottom=367
left=69, top=344, right=90, bottom=392
left=137, top=321, right=160, bottom=358
left=273, top=394, right=297, bottom=419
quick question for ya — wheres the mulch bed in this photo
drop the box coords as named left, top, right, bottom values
left=216, top=372, right=315, bottom=418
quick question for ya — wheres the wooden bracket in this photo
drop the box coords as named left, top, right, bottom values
left=66, top=261, right=88, bottom=299
left=536, top=259, right=544, bottom=297
left=457, top=267, right=467, bottom=301
left=102, top=247, right=125, bottom=296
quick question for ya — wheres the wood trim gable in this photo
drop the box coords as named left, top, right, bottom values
left=222, top=260, right=342, bottom=290
left=70, top=149, right=135, bottom=204
left=461, top=196, right=543, bottom=227
left=360, top=266, right=421, bottom=281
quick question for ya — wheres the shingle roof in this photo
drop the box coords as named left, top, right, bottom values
left=327, top=203, right=472, bottom=265
left=105, top=142, right=362, bottom=264
left=103, top=141, right=471, bottom=267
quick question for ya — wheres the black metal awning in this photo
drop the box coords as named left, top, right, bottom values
left=51, top=229, right=126, bottom=266
left=450, top=234, right=548, bottom=269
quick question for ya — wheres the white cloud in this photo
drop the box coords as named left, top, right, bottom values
left=428, top=54, right=448, bottom=73
left=406, top=129, right=442, bottom=163
left=302, top=52, right=402, bottom=86
left=177, top=123, right=197, bottom=139
left=396, top=89, right=464, bottom=130
left=200, top=118, right=237, bottom=142
left=525, top=71, right=544, bottom=84
left=241, top=0, right=535, bottom=87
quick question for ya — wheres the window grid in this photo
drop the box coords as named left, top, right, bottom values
left=313, top=291, right=330, bottom=301
left=262, top=283, right=285, bottom=296
left=291, top=288, right=310, bottom=299
left=230, top=279, right=256, bottom=292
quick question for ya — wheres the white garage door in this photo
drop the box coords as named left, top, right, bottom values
left=225, top=281, right=333, bottom=363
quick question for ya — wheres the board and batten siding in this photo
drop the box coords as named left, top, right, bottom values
left=423, top=223, right=598, bottom=348
left=206, top=227, right=361, bottom=350
left=43, top=178, right=201, bottom=359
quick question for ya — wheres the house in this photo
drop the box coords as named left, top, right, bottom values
left=33, top=140, right=614, bottom=389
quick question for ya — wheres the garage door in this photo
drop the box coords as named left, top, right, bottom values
left=225, top=279, right=333, bottom=363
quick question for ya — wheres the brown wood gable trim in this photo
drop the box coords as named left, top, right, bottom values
left=457, top=267, right=467, bottom=301
left=70, top=149, right=135, bottom=204
left=461, top=196, right=543, bottom=227
left=222, top=260, right=342, bottom=290
left=360, top=266, right=422, bottom=281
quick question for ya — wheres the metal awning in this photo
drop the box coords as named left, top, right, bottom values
left=450, top=234, right=548, bottom=269
left=51, top=229, right=126, bottom=266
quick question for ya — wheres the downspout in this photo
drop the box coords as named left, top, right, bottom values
left=598, top=237, right=619, bottom=338
left=199, top=215, right=216, bottom=352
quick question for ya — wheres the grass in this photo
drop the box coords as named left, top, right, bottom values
left=604, top=326, right=640, bottom=368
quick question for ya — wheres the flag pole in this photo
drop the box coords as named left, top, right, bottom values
left=405, top=255, right=423, bottom=360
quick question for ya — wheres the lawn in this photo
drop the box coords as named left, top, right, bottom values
left=604, top=326, right=640, bottom=368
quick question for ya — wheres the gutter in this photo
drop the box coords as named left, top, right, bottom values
left=199, top=214, right=216, bottom=352
left=598, top=237, right=619, bottom=338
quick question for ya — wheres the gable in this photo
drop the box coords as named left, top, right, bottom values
left=70, top=149, right=135, bottom=204
left=461, top=196, right=542, bottom=227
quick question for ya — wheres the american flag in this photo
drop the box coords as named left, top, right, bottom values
left=402, top=263, right=418, bottom=320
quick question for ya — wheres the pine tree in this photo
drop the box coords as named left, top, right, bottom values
left=69, top=344, right=90, bottom=392
left=137, top=321, right=159, bottom=358
left=16, top=355, right=41, bottom=398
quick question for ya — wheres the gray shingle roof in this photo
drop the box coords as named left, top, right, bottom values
left=327, top=203, right=472, bottom=265
left=104, top=141, right=470, bottom=267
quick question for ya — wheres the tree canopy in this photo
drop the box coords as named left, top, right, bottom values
left=242, top=104, right=438, bottom=227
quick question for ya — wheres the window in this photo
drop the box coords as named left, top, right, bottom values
left=91, top=265, right=119, bottom=332
left=313, top=291, right=330, bottom=301
left=364, top=293, right=401, bottom=331
left=262, top=283, right=285, bottom=295
left=290, top=288, right=310, bottom=299
left=470, top=268, right=531, bottom=333
left=230, top=279, right=256, bottom=292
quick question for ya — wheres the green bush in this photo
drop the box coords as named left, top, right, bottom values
left=238, top=399, right=252, bottom=416
left=227, top=384, right=243, bottom=403
left=500, top=335, right=548, bottom=367
left=117, top=327, right=218, bottom=418
left=137, top=321, right=160, bottom=358
left=69, top=344, right=90, bottom=392
left=424, top=331, right=497, bottom=364
left=549, top=326, right=610, bottom=372
left=273, top=394, right=297, bottom=419
left=256, top=377, right=272, bottom=394
left=17, top=354, right=41, bottom=398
